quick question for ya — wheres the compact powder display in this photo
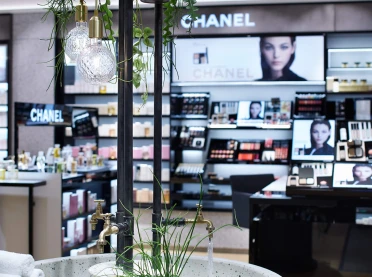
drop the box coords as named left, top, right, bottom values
left=170, top=93, right=210, bottom=118
left=208, top=139, right=238, bottom=161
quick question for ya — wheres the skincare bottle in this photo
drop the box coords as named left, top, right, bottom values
left=36, top=151, right=46, bottom=172
left=333, top=78, right=339, bottom=92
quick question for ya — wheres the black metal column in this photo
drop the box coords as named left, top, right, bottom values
left=152, top=2, right=163, bottom=257
left=116, top=0, right=134, bottom=269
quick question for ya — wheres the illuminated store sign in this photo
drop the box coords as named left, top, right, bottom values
left=30, top=108, right=64, bottom=123
left=181, top=13, right=256, bottom=29
left=15, top=102, right=72, bottom=126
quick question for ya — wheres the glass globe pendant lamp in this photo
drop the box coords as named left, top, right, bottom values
left=65, top=1, right=90, bottom=61
left=77, top=2, right=116, bottom=85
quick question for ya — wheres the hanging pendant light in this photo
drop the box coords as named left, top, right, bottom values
left=77, top=0, right=116, bottom=85
left=65, top=0, right=90, bottom=61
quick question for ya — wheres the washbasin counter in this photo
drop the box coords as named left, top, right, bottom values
left=35, top=254, right=281, bottom=277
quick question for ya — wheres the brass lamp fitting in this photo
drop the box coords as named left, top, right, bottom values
left=89, top=9, right=103, bottom=38
left=75, top=1, right=88, bottom=22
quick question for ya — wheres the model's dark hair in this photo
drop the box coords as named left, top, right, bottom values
left=309, top=119, right=331, bottom=148
left=352, top=164, right=372, bottom=181
left=260, top=36, right=296, bottom=80
left=249, top=101, right=262, bottom=118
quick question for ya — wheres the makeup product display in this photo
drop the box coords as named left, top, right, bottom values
left=170, top=126, right=207, bottom=150
left=336, top=140, right=366, bottom=162
left=170, top=92, right=210, bottom=118
left=327, top=76, right=370, bottom=92
left=207, top=139, right=238, bottom=162
left=333, top=162, right=372, bottom=188
left=347, top=121, right=372, bottom=140
left=209, top=101, right=239, bottom=128
left=262, top=139, right=290, bottom=163
left=174, top=163, right=205, bottom=178
left=262, top=100, right=292, bottom=129
left=294, top=93, right=326, bottom=119
left=237, top=140, right=262, bottom=162
left=291, top=119, right=336, bottom=162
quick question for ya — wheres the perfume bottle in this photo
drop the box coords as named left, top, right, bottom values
left=36, top=151, right=46, bottom=172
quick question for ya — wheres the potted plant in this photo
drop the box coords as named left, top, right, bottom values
left=89, top=179, right=240, bottom=277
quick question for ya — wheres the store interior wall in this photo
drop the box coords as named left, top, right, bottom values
left=11, top=13, right=55, bottom=155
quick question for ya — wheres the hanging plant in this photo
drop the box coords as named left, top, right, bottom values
left=42, top=0, right=199, bottom=104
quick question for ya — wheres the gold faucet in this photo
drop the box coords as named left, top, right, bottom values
left=90, top=200, right=119, bottom=253
left=185, top=204, right=215, bottom=239
left=96, top=213, right=119, bottom=253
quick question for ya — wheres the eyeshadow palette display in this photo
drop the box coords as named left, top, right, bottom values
left=294, top=93, right=326, bottom=119
left=261, top=139, right=290, bottom=164
left=170, top=126, right=207, bottom=150
left=237, top=141, right=263, bottom=162
left=170, top=93, right=209, bottom=118
left=262, top=100, right=292, bottom=129
left=207, top=139, right=238, bottom=162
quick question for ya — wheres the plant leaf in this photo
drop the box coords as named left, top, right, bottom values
left=134, top=27, right=143, bottom=38
left=144, top=37, right=153, bottom=48
left=143, top=27, right=153, bottom=38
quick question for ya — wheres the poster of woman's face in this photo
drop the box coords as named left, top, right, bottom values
left=0, top=45, right=7, bottom=83
left=172, top=36, right=324, bottom=83
left=237, top=101, right=265, bottom=126
left=291, top=119, right=335, bottom=161
left=333, top=163, right=372, bottom=188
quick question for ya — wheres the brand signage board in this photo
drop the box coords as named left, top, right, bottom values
left=15, top=102, right=72, bottom=126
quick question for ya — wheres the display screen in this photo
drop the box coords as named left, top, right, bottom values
left=237, top=101, right=265, bottom=127
left=172, top=35, right=325, bottom=83
left=333, top=163, right=372, bottom=188
left=71, top=108, right=98, bottom=138
left=291, top=119, right=335, bottom=161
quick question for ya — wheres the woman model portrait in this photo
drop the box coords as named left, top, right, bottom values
left=347, top=164, right=372, bottom=185
left=249, top=101, right=263, bottom=119
left=258, top=36, right=306, bottom=81
left=304, top=120, right=334, bottom=155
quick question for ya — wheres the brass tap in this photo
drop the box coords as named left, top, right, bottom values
left=90, top=200, right=120, bottom=253
left=90, top=200, right=105, bottom=230
left=185, top=204, right=215, bottom=239
left=96, top=213, right=119, bottom=254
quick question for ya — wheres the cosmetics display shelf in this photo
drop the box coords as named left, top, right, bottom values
left=99, top=115, right=170, bottom=118
left=108, top=158, right=170, bottom=162
left=326, top=91, right=372, bottom=94
left=65, top=93, right=119, bottom=96
left=207, top=126, right=292, bottom=130
left=62, top=211, right=95, bottom=222
left=170, top=115, right=208, bottom=120
left=134, top=180, right=170, bottom=184
left=62, top=235, right=99, bottom=256
left=170, top=177, right=230, bottom=185
left=206, top=160, right=289, bottom=165
left=98, top=136, right=170, bottom=139
left=327, top=68, right=372, bottom=71
left=171, top=192, right=232, bottom=201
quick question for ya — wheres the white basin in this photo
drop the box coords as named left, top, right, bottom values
left=35, top=254, right=281, bottom=277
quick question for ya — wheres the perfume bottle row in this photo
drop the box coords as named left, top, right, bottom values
left=97, top=122, right=170, bottom=137
left=133, top=187, right=170, bottom=204
left=64, top=79, right=171, bottom=94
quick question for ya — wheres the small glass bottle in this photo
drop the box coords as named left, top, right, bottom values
left=77, top=152, right=85, bottom=167
left=36, top=151, right=46, bottom=172
left=333, top=78, right=339, bottom=92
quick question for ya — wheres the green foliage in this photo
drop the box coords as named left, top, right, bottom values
left=108, top=176, right=240, bottom=277
left=99, top=0, right=115, bottom=43
left=40, top=0, right=75, bottom=89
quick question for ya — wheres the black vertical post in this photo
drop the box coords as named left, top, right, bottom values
left=152, top=2, right=163, bottom=257
left=116, top=0, right=134, bottom=269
